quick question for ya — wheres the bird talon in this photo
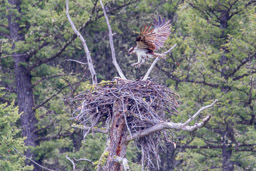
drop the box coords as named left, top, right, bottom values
left=128, top=16, right=171, bottom=67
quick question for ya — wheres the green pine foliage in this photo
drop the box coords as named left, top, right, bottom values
left=0, top=102, right=32, bottom=170
left=167, top=0, right=256, bottom=169
left=1, top=0, right=255, bottom=170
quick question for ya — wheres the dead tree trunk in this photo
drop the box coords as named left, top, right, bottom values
left=106, top=101, right=129, bottom=171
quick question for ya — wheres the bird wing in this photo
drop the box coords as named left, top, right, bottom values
left=137, top=17, right=171, bottom=51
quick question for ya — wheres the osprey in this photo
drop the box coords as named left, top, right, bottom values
left=129, top=17, right=171, bottom=67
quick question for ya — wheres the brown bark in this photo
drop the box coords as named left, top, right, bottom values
left=105, top=101, right=129, bottom=171
left=219, top=8, right=234, bottom=171
left=222, top=144, right=234, bottom=171
left=8, top=0, right=38, bottom=169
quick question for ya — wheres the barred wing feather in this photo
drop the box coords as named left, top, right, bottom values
left=137, top=17, right=171, bottom=51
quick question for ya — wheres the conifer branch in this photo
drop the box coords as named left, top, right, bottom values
left=30, top=74, right=65, bottom=89
left=28, top=0, right=138, bottom=72
left=33, top=84, right=70, bottom=111
left=14, top=148, right=56, bottom=171
left=71, top=125, right=108, bottom=134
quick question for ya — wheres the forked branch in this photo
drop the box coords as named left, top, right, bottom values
left=126, top=99, right=217, bottom=142
left=66, top=155, right=93, bottom=171
left=66, top=0, right=97, bottom=84
left=66, top=155, right=76, bottom=171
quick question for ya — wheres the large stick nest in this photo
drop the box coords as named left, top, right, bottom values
left=73, top=79, right=179, bottom=168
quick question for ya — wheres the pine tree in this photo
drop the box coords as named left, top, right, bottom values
left=164, top=0, right=256, bottom=170
left=0, top=101, right=33, bottom=170
left=0, top=0, right=143, bottom=169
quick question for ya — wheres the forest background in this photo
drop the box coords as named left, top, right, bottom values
left=0, top=0, right=256, bottom=170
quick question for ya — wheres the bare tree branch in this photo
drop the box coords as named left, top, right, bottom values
left=28, top=17, right=98, bottom=71
left=143, top=44, right=177, bottom=81
left=183, top=99, right=218, bottom=126
left=114, top=156, right=130, bottom=171
left=99, top=0, right=127, bottom=80
left=162, top=44, right=177, bottom=55
left=14, top=148, right=56, bottom=171
left=160, top=70, right=219, bottom=88
left=73, top=157, right=92, bottom=163
left=126, top=116, right=212, bottom=142
left=66, top=155, right=76, bottom=171
left=25, top=1, right=138, bottom=71
left=34, top=120, right=55, bottom=134
left=126, top=99, right=217, bottom=142
left=28, top=37, right=75, bottom=71
left=66, top=59, right=88, bottom=65
left=66, top=0, right=97, bottom=84
left=142, top=57, right=160, bottom=81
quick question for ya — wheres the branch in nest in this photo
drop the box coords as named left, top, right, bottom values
left=74, top=80, right=214, bottom=168
left=126, top=99, right=217, bottom=142
left=73, top=80, right=179, bottom=135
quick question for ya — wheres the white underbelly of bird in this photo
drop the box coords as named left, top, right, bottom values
left=128, top=17, right=171, bottom=68
left=131, top=48, right=165, bottom=67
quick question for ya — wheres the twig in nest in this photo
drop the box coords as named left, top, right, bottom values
left=72, top=79, right=217, bottom=168
left=72, top=80, right=178, bottom=168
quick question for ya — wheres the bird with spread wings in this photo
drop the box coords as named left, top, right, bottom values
left=128, top=17, right=171, bottom=67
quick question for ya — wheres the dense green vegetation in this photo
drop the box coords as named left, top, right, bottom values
left=0, top=101, right=32, bottom=171
left=0, top=0, right=255, bottom=170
